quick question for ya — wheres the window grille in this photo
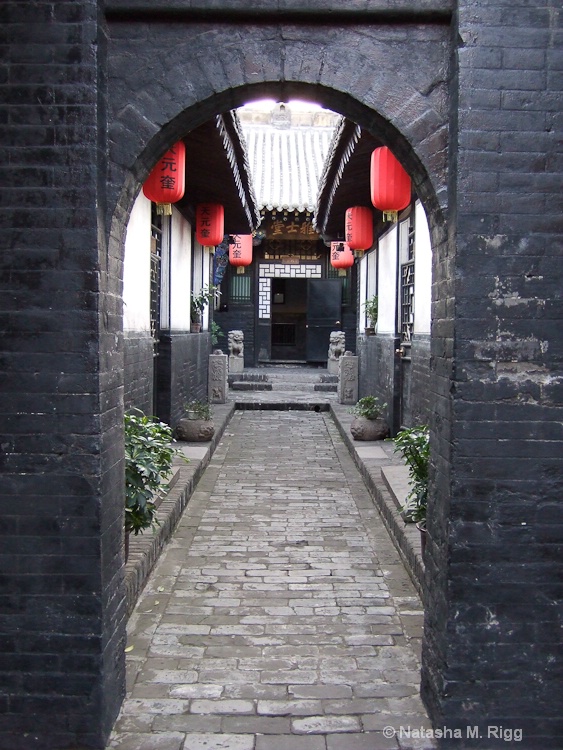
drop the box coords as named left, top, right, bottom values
left=150, top=207, right=162, bottom=354
left=400, top=218, right=415, bottom=342
left=400, top=261, right=415, bottom=342
left=230, top=271, right=252, bottom=303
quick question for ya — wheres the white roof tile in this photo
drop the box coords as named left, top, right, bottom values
left=240, top=109, right=339, bottom=213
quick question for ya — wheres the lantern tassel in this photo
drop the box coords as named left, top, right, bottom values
left=382, top=210, right=399, bottom=223
left=156, top=203, right=172, bottom=216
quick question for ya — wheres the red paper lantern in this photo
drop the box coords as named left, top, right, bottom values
left=330, top=241, right=354, bottom=269
left=143, top=141, right=186, bottom=215
left=370, top=146, right=411, bottom=222
left=196, top=203, right=224, bottom=246
left=345, top=206, right=373, bottom=250
left=229, top=234, right=253, bottom=267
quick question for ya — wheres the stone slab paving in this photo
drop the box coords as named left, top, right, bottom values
left=107, top=410, right=435, bottom=750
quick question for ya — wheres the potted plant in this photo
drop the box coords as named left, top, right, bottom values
left=175, top=399, right=215, bottom=442
left=124, top=409, right=185, bottom=558
left=350, top=395, right=389, bottom=441
left=363, top=295, right=378, bottom=335
left=191, top=284, right=220, bottom=333
left=393, top=424, right=430, bottom=553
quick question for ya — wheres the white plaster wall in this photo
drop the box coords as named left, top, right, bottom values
left=377, top=225, right=398, bottom=334
left=414, top=200, right=432, bottom=335
left=358, top=254, right=368, bottom=332
left=358, top=250, right=378, bottom=331
left=123, top=192, right=151, bottom=331
left=170, top=208, right=193, bottom=330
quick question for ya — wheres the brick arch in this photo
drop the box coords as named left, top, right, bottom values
left=107, top=20, right=450, bottom=235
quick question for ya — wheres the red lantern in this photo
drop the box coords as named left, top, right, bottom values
left=330, top=241, right=354, bottom=269
left=229, top=234, right=253, bottom=267
left=196, top=203, right=224, bottom=246
left=345, top=206, right=373, bottom=250
left=143, top=141, right=186, bottom=215
left=370, top=146, right=411, bottom=222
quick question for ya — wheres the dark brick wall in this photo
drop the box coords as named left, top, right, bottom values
left=411, top=334, right=432, bottom=426
left=421, top=1, right=563, bottom=747
left=358, top=334, right=402, bottom=435
left=215, top=308, right=256, bottom=366
left=156, top=332, right=211, bottom=427
left=123, top=332, right=154, bottom=415
left=0, top=1, right=125, bottom=748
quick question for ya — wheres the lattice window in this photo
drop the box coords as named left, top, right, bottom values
left=150, top=207, right=162, bottom=354
left=230, top=271, right=252, bottom=303
left=400, top=261, right=415, bottom=342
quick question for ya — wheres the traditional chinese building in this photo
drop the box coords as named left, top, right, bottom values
left=215, top=103, right=357, bottom=365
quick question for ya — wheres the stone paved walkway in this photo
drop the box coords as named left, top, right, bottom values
left=108, top=410, right=434, bottom=750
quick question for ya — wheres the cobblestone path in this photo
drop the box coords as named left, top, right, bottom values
left=108, top=410, right=433, bottom=750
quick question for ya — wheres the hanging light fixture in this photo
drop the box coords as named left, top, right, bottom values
left=142, top=141, right=186, bottom=215
left=330, top=241, right=354, bottom=269
left=196, top=203, right=224, bottom=246
left=229, top=234, right=253, bottom=271
left=345, top=206, right=373, bottom=250
left=370, top=146, right=411, bottom=222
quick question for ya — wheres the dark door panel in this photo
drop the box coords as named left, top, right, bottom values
left=306, top=279, right=342, bottom=362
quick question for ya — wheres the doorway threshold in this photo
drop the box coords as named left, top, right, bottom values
left=259, top=359, right=308, bottom=365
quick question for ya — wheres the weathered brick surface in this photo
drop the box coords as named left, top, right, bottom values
left=156, top=332, right=212, bottom=426
left=0, top=1, right=126, bottom=748
left=422, top=1, right=563, bottom=747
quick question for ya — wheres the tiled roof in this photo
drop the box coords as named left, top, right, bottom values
left=239, top=105, right=340, bottom=213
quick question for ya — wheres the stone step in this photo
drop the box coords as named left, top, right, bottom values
left=230, top=381, right=273, bottom=391
left=314, top=383, right=337, bottom=392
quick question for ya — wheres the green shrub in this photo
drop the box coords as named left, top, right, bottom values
left=363, top=295, right=378, bottom=327
left=185, top=399, right=213, bottom=420
left=393, top=425, right=430, bottom=524
left=210, top=321, right=224, bottom=346
left=350, top=395, right=386, bottom=419
left=124, top=410, right=182, bottom=535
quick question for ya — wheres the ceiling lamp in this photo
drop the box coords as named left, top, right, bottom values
left=196, top=203, right=224, bottom=246
left=345, top=206, right=373, bottom=250
left=142, top=141, right=186, bottom=215
left=370, top=146, right=411, bottom=222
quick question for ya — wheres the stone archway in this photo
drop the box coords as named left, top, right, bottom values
left=105, top=11, right=452, bottom=744
left=3, top=2, right=558, bottom=746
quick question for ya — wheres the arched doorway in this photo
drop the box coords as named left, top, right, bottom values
left=109, top=66, right=443, bottom=750
left=4, top=4, right=559, bottom=748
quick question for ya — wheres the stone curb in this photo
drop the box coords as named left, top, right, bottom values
left=123, top=402, right=235, bottom=617
left=329, top=403, right=426, bottom=601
